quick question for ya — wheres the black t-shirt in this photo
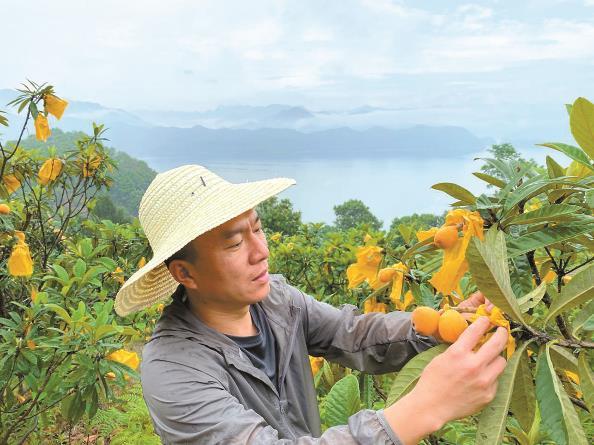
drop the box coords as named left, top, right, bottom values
left=226, top=304, right=278, bottom=389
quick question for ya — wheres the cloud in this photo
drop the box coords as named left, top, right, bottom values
left=0, top=0, right=592, bottom=120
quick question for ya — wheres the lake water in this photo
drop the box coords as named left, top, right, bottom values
left=141, top=146, right=559, bottom=228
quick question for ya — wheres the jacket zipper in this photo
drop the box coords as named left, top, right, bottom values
left=277, top=305, right=301, bottom=439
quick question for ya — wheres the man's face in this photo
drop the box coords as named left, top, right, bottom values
left=184, top=208, right=270, bottom=308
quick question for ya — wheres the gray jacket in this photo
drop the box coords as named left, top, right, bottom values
left=141, top=274, right=437, bottom=444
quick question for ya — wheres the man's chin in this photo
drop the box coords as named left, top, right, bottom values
left=250, top=281, right=270, bottom=302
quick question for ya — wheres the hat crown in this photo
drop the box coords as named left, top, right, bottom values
left=139, top=165, right=225, bottom=254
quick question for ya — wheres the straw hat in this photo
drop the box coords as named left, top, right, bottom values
left=114, top=164, right=296, bottom=316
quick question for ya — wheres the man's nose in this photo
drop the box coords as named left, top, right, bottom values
left=250, top=233, right=269, bottom=262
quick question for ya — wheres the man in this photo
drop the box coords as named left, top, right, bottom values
left=115, top=165, right=508, bottom=444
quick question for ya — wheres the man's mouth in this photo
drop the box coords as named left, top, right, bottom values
left=253, top=269, right=269, bottom=282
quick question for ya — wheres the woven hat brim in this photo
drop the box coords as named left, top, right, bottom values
left=114, top=176, right=295, bottom=317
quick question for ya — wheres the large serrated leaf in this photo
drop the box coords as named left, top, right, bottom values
left=386, top=344, right=447, bottom=406
left=323, top=374, right=360, bottom=427
left=538, top=142, right=593, bottom=171
left=502, top=204, right=582, bottom=227
left=545, top=262, right=594, bottom=324
left=466, top=228, right=525, bottom=323
left=570, top=97, right=594, bottom=160
left=431, top=182, right=476, bottom=204
left=509, top=349, right=536, bottom=432
left=535, top=343, right=588, bottom=445
left=506, top=223, right=594, bottom=258
left=577, top=351, right=594, bottom=412
left=476, top=341, right=533, bottom=445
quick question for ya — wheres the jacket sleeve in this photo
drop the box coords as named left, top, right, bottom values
left=141, top=359, right=402, bottom=444
left=284, top=281, right=439, bottom=374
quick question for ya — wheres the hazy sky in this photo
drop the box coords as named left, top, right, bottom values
left=2, top=0, right=594, bottom=138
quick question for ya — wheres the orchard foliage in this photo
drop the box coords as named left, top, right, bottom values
left=0, top=82, right=157, bottom=444
left=304, top=98, right=594, bottom=444
left=0, top=80, right=592, bottom=444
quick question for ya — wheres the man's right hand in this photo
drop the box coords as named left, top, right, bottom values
left=383, top=316, right=509, bottom=445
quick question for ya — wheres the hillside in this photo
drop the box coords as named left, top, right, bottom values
left=11, top=129, right=156, bottom=217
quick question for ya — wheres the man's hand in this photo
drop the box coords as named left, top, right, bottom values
left=383, top=316, right=508, bottom=445
left=458, top=290, right=494, bottom=313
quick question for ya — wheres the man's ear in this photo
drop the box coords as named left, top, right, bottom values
left=168, top=261, right=198, bottom=290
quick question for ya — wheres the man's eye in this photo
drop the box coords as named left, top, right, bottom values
left=230, top=240, right=243, bottom=248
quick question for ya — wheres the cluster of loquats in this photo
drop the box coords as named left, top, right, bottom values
left=38, top=158, right=63, bottom=185
left=346, top=237, right=412, bottom=312
left=111, top=266, right=125, bottom=285
left=411, top=303, right=515, bottom=358
left=309, top=356, right=324, bottom=376
left=363, top=296, right=388, bottom=314
left=34, top=93, right=68, bottom=142
left=7, top=231, right=34, bottom=277
left=417, top=208, right=484, bottom=302
left=106, top=349, right=140, bottom=381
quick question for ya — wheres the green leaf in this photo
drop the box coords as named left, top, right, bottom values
left=565, top=103, right=573, bottom=116
left=466, top=228, right=525, bottom=323
left=73, top=258, right=87, bottom=278
left=538, top=143, right=593, bottom=171
left=386, top=344, right=447, bottom=405
left=535, top=343, right=588, bottom=445
left=472, top=172, right=506, bottom=188
left=476, top=157, right=516, bottom=182
left=93, top=324, right=123, bottom=342
left=51, top=264, right=70, bottom=284
left=503, top=178, right=589, bottom=213
left=577, top=351, right=594, bottom=412
left=43, top=303, right=72, bottom=324
left=571, top=300, right=594, bottom=336
left=323, top=374, right=360, bottom=427
left=546, top=156, right=566, bottom=179
left=431, top=182, right=476, bottom=204
left=502, top=204, right=582, bottom=227
left=570, top=97, right=594, bottom=160
left=509, top=349, right=537, bottom=432
left=549, top=345, right=578, bottom=374
left=475, top=341, right=533, bottom=445
left=545, top=262, right=594, bottom=324
left=518, top=281, right=548, bottom=312
left=586, top=189, right=594, bottom=208
left=322, top=359, right=334, bottom=387
left=61, top=391, right=84, bottom=424
left=506, top=223, right=594, bottom=258
left=361, top=374, right=375, bottom=410
left=398, top=224, right=413, bottom=244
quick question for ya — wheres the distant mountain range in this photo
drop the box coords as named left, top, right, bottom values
left=0, top=89, right=493, bottom=165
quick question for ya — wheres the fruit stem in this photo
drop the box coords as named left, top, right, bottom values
left=447, top=306, right=479, bottom=313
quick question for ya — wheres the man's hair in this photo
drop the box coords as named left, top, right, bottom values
left=164, top=241, right=198, bottom=269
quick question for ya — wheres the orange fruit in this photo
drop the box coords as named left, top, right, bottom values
left=433, top=225, right=459, bottom=249
left=412, top=306, right=440, bottom=336
left=438, top=309, right=468, bottom=343
left=0, top=204, right=10, bottom=215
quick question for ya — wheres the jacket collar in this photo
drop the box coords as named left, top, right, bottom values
left=152, top=275, right=298, bottom=355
